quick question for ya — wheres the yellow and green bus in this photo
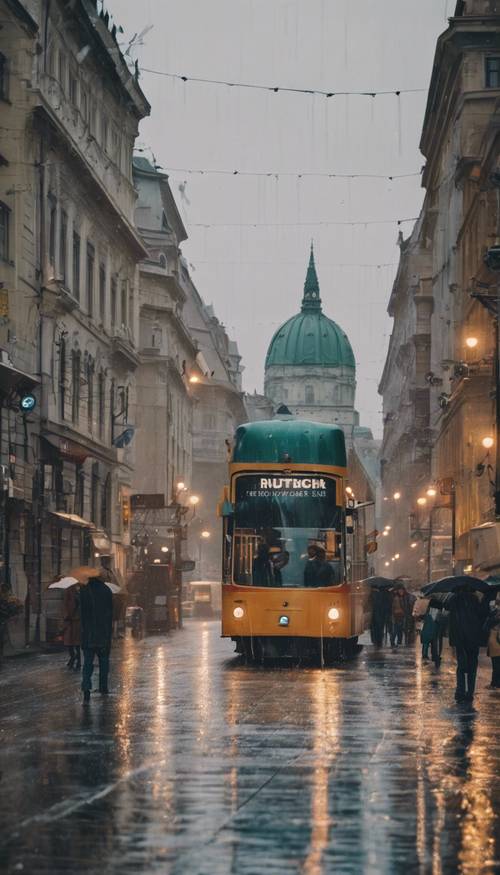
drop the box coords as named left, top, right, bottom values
left=220, top=418, right=368, bottom=661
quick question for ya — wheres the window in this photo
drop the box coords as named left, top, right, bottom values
left=101, top=473, right=111, bottom=530
left=72, top=232, right=80, bottom=300
left=69, top=70, right=78, bottom=105
left=91, top=462, right=99, bottom=523
left=486, top=57, right=500, bottom=88
left=89, top=99, right=96, bottom=136
left=71, top=350, right=81, bottom=425
left=75, top=465, right=84, bottom=517
left=98, top=371, right=105, bottom=439
left=102, top=115, right=109, bottom=152
left=0, top=202, right=9, bottom=261
left=87, top=359, right=94, bottom=433
left=48, top=195, right=57, bottom=266
left=0, top=53, right=9, bottom=101
left=99, top=262, right=106, bottom=323
left=86, top=242, right=94, bottom=317
left=47, top=46, right=55, bottom=78
left=305, top=385, right=315, bottom=404
left=59, top=210, right=67, bottom=284
left=59, top=337, right=66, bottom=420
left=81, top=87, right=88, bottom=123
left=111, top=277, right=117, bottom=326
left=58, top=50, right=66, bottom=92
left=109, top=380, right=115, bottom=444
left=121, top=281, right=127, bottom=326
left=203, top=413, right=216, bottom=430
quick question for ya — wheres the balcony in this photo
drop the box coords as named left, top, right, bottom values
left=111, top=326, right=140, bottom=370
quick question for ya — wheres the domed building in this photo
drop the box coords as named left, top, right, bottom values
left=264, top=245, right=360, bottom=443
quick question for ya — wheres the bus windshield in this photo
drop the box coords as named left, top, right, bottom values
left=232, top=473, right=344, bottom=588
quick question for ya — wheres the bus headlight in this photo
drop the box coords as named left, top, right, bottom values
left=233, top=607, right=244, bottom=619
left=328, top=607, right=340, bottom=621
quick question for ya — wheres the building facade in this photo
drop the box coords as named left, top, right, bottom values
left=380, top=0, right=500, bottom=579
left=0, top=0, right=150, bottom=644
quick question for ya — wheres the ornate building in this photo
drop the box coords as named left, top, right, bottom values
left=264, top=246, right=359, bottom=443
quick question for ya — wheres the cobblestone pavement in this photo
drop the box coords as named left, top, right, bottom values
left=0, top=621, right=499, bottom=875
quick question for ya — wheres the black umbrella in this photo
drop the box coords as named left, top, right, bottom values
left=422, top=575, right=491, bottom=596
left=362, top=576, right=395, bottom=589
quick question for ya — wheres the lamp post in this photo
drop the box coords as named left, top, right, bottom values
left=419, top=479, right=456, bottom=580
left=168, top=484, right=199, bottom=630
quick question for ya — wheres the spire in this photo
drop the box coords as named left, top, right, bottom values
left=301, top=242, right=322, bottom=311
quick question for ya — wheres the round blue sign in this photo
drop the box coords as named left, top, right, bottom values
left=20, top=394, right=36, bottom=412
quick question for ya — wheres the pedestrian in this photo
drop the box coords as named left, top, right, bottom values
left=63, top=584, right=81, bottom=670
left=370, top=588, right=387, bottom=647
left=430, top=587, right=489, bottom=705
left=485, top=592, right=500, bottom=689
left=79, top=574, right=113, bottom=704
left=421, top=606, right=443, bottom=667
left=390, top=586, right=407, bottom=647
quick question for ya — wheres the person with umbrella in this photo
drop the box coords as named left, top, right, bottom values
left=425, top=577, right=493, bottom=705
left=76, top=567, right=114, bottom=704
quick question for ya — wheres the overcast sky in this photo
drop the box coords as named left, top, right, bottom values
left=114, top=0, right=453, bottom=436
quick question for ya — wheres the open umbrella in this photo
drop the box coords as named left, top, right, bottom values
left=422, top=575, right=492, bottom=596
left=49, top=571, right=121, bottom=594
left=362, top=576, right=395, bottom=589
left=47, top=576, right=79, bottom=590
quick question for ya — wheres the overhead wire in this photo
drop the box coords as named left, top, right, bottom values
left=141, top=67, right=427, bottom=99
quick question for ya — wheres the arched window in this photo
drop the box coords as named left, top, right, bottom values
left=305, top=385, right=314, bottom=404
left=71, top=350, right=81, bottom=424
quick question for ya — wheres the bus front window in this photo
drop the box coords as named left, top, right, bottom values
left=232, top=473, right=343, bottom=588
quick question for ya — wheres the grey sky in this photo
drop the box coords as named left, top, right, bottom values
left=114, top=0, right=452, bottom=436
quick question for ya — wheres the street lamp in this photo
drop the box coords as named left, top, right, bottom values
left=482, top=436, right=494, bottom=449
left=393, top=491, right=401, bottom=500
left=417, top=497, right=427, bottom=506
left=465, top=336, right=479, bottom=349
left=384, top=525, right=392, bottom=531
left=426, top=487, right=437, bottom=497
left=190, top=495, right=200, bottom=506
left=382, top=530, right=389, bottom=537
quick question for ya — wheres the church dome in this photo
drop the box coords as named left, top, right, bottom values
left=265, top=246, right=355, bottom=369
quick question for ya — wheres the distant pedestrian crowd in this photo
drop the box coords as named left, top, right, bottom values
left=369, top=575, right=500, bottom=708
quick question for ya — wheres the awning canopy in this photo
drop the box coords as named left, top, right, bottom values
left=0, top=360, right=39, bottom=395
left=49, top=510, right=95, bottom=529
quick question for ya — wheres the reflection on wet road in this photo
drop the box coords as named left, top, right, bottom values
left=1, top=621, right=499, bottom=874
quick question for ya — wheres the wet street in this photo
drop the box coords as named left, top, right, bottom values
left=1, top=622, right=499, bottom=875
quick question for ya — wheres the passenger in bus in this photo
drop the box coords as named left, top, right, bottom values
left=271, top=549, right=290, bottom=586
left=252, top=543, right=274, bottom=587
left=303, top=545, right=336, bottom=587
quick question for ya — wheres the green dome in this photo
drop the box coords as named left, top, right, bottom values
left=265, top=246, right=355, bottom=369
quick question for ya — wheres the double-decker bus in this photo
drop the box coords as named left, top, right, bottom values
left=220, top=418, right=368, bottom=661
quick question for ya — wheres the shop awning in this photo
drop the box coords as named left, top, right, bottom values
left=49, top=510, right=95, bottom=529
left=0, top=359, right=39, bottom=395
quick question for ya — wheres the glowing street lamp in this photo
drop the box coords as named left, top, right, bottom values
left=382, top=530, right=389, bottom=537
left=384, top=561, right=390, bottom=567
left=465, top=336, right=478, bottom=349
left=426, top=487, right=437, bottom=497
left=189, top=495, right=200, bottom=506
left=393, top=491, right=401, bottom=500
left=394, top=553, right=400, bottom=559
left=384, top=525, right=392, bottom=531
left=417, top=497, right=427, bottom=506
left=482, top=436, right=494, bottom=449
left=411, top=542, right=418, bottom=549
left=201, top=530, right=211, bottom=539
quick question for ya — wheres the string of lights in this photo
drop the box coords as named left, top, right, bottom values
left=161, top=166, right=422, bottom=181
left=141, top=67, right=427, bottom=99
left=188, top=217, right=419, bottom=228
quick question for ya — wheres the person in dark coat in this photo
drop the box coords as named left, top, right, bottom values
left=252, top=543, right=274, bottom=587
left=370, top=588, right=387, bottom=647
left=431, top=588, right=490, bottom=704
left=304, top=546, right=335, bottom=587
left=79, top=576, right=113, bottom=703
left=63, top=585, right=81, bottom=670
